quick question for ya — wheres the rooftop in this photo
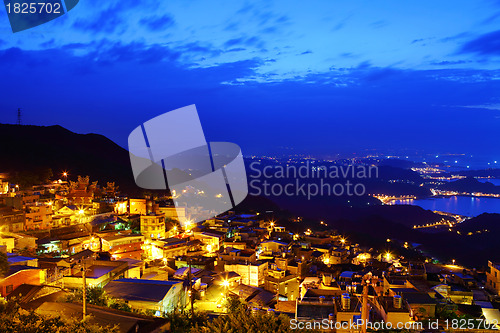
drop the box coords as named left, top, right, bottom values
left=104, top=279, right=182, bottom=303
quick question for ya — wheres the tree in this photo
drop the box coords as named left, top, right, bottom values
left=0, top=299, right=118, bottom=333
left=160, top=311, right=208, bottom=333
left=0, top=252, right=9, bottom=278
left=191, top=307, right=318, bottom=333
left=41, top=168, right=53, bottom=183
left=65, top=286, right=134, bottom=312
left=225, top=296, right=245, bottom=313
left=65, top=286, right=108, bottom=307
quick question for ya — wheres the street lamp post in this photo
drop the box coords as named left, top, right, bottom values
left=81, top=263, right=87, bottom=320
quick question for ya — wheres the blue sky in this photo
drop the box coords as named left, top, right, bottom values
left=0, top=0, right=500, bottom=158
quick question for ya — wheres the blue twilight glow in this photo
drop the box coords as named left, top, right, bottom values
left=0, top=0, right=499, bottom=157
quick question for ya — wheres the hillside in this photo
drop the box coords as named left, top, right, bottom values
left=438, top=177, right=500, bottom=194
left=0, top=124, right=139, bottom=193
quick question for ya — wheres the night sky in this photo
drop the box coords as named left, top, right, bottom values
left=0, top=0, right=500, bottom=158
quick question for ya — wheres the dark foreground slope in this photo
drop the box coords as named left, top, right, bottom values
left=0, top=124, right=139, bottom=193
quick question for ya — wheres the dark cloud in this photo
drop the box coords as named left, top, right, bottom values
left=245, top=36, right=263, bottom=47
left=431, top=60, right=469, bottom=66
left=331, top=15, right=353, bottom=32
left=459, top=30, right=500, bottom=56
left=226, top=48, right=246, bottom=53
left=236, top=3, right=254, bottom=15
left=260, top=26, right=277, bottom=34
left=440, top=32, right=470, bottom=43
left=72, top=8, right=124, bottom=33
left=357, top=61, right=372, bottom=69
left=224, top=22, right=240, bottom=32
left=224, top=38, right=245, bottom=47
left=370, top=20, right=387, bottom=29
left=39, top=39, right=55, bottom=48
left=340, top=52, right=359, bottom=59
left=1, top=43, right=500, bottom=157
left=300, top=50, right=313, bottom=55
left=90, top=41, right=180, bottom=64
left=179, top=42, right=222, bottom=58
left=224, top=36, right=264, bottom=49
left=71, top=0, right=146, bottom=33
left=139, top=15, right=175, bottom=31
left=275, top=16, right=288, bottom=23
left=481, top=11, right=500, bottom=25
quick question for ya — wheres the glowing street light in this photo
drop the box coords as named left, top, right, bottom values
left=78, top=209, right=85, bottom=215
left=222, top=279, right=230, bottom=288
left=384, top=252, right=392, bottom=261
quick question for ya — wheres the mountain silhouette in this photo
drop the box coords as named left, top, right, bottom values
left=0, top=124, right=139, bottom=193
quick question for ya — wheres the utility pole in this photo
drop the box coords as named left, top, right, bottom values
left=360, top=274, right=370, bottom=333
left=188, top=258, right=194, bottom=316
left=82, top=263, right=87, bottom=320
left=17, top=108, right=21, bottom=125
left=275, top=275, right=280, bottom=310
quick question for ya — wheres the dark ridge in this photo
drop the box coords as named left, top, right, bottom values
left=0, top=123, right=141, bottom=194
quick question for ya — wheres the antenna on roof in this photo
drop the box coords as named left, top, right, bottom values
left=17, top=108, right=21, bottom=125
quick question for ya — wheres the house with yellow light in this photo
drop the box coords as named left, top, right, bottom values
left=104, top=278, right=187, bottom=315
left=25, top=204, right=52, bottom=230
left=193, top=231, right=224, bottom=252
left=140, top=212, right=166, bottom=239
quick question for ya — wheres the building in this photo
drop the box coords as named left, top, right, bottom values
left=296, top=289, right=336, bottom=321
left=219, top=247, right=256, bottom=263
left=433, top=283, right=473, bottom=305
left=260, top=240, right=288, bottom=255
left=129, top=199, right=149, bottom=215
left=38, top=257, right=71, bottom=285
left=335, top=294, right=363, bottom=332
left=95, top=232, right=145, bottom=261
left=0, top=179, right=8, bottom=194
left=52, top=205, right=91, bottom=227
left=375, top=295, right=412, bottom=327
left=62, top=259, right=129, bottom=288
left=66, top=175, right=97, bottom=206
left=158, top=206, right=187, bottom=223
left=144, top=237, right=200, bottom=260
left=486, top=261, right=500, bottom=294
left=224, top=261, right=268, bottom=287
left=7, top=254, right=38, bottom=267
left=174, top=255, right=216, bottom=271
left=264, top=265, right=300, bottom=301
left=401, top=291, right=437, bottom=319
left=0, top=235, right=15, bottom=252
left=0, top=206, right=25, bottom=233
left=193, top=231, right=224, bottom=252
left=140, top=213, right=166, bottom=239
left=36, top=301, right=160, bottom=332
left=104, top=278, right=187, bottom=314
left=0, top=265, right=47, bottom=297
left=25, top=204, right=53, bottom=230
